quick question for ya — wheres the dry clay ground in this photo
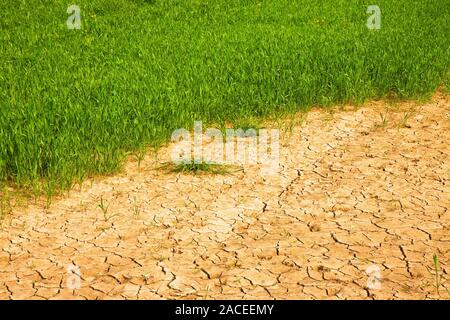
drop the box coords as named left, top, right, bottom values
left=1, top=94, right=449, bottom=300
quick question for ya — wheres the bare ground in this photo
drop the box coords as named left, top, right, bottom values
left=0, top=94, right=449, bottom=300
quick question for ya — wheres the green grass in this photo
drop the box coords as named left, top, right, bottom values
left=159, top=161, right=235, bottom=175
left=0, top=0, right=449, bottom=193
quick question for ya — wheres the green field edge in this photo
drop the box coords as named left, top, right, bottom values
left=0, top=87, right=448, bottom=210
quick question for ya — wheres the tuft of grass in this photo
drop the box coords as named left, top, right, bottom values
left=272, top=111, right=307, bottom=140
left=159, top=161, right=236, bottom=175
left=398, top=110, right=414, bottom=128
left=377, top=111, right=390, bottom=128
left=97, top=195, right=119, bottom=221
left=131, top=195, right=142, bottom=219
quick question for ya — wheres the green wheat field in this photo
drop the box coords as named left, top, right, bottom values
left=0, top=0, right=449, bottom=195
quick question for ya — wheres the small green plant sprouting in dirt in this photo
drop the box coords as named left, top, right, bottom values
left=377, top=111, right=389, bottom=128
left=398, top=109, right=414, bottom=129
left=98, top=196, right=109, bottom=214
left=97, top=196, right=114, bottom=221
left=132, top=196, right=142, bottom=219
left=135, top=148, right=146, bottom=170
left=427, top=253, right=450, bottom=298
left=433, top=254, right=441, bottom=295
left=281, top=112, right=307, bottom=136
left=159, top=161, right=236, bottom=175
left=400, top=112, right=411, bottom=128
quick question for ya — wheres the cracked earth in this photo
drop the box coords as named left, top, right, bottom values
left=1, top=94, right=449, bottom=300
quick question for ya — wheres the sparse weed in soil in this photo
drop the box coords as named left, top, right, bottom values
left=0, top=0, right=449, bottom=193
left=159, top=161, right=235, bottom=175
left=377, top=111, right=389, bottom=128
left=431, top=253, right=450, bottom=297
left=131, top=195, right=142, bottom=219
left=97, top=195, right=111, bottom=221
left=398, top=110, right=413, bottom=128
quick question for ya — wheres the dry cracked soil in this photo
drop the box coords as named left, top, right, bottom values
left=0, top=94, right=449, bottom=300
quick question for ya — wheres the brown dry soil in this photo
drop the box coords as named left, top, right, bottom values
left=1, top=94, right=449, bottom=300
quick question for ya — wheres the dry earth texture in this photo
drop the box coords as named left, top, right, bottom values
left=0, top=94, right=449, bottom=300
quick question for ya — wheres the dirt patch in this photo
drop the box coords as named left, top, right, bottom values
left=0, top=94, right=449, bottom=299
